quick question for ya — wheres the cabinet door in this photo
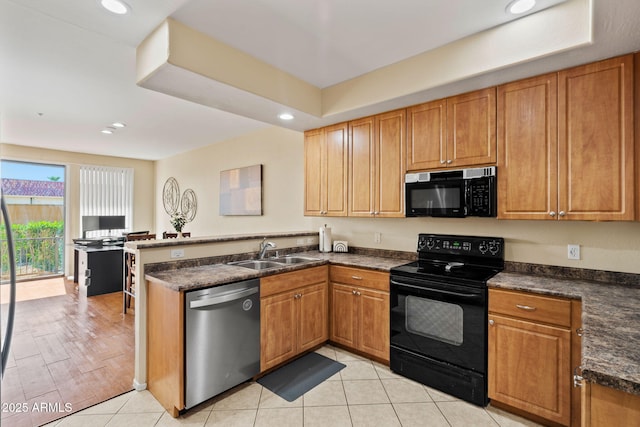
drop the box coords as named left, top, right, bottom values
left=358, top=288, right=390, bottom=362
left=304, top=124, right=348, bottom=217
left=325, top=123, right=349, bottom=216
left=447, top=87, right=497, bottom=168
left=407, top=99, right=447, bottom=170
left=330, top=283, right=357, bottom=348
left=298, top=283, right=328, bottom=352
left=497, top=74, right=558, bottom=220
left=261, top=291, right=297, bottom=371
left=348, top=117, right=375, bottom=216
left=488, top=314, right=571, bottom=426
left=304, top=129, right=324, bottom=216
left=375, top=109, right=405, bottom=217
left=558, top=54, right=635, bottom=221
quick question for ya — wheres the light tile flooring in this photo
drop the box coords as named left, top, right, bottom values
left=44, top=345, right=542, bottom=427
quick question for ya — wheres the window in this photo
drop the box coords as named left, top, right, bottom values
left=79, top=165, right=133, bottom=237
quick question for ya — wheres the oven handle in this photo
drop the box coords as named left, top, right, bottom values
left=390, top=280, right=484, bottom=302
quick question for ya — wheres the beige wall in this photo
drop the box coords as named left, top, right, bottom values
left=155, top=126, right=640, bottom=275
left=0, top=143, right=156, bottom=276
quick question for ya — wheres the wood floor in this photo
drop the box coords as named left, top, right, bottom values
left=1, top=278, right=134, bottom=427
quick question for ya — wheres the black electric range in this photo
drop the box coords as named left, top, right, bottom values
left=389, top=233, right=504, bottom=406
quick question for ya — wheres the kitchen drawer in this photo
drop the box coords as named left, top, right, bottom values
left=489, top=288, right=571, bottom=328
left=260, top=265, right=328, bottom=298
left=329, top=265, right=389, bottom=291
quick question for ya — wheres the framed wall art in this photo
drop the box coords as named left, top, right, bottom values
left=219, top=164, right=263, bottom=216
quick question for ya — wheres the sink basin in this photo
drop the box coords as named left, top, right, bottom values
left=228, top=260, right=284, bottom=270
left=228, top=256, right=320, bottom=270
left=273, top=256, right=320, bottom=265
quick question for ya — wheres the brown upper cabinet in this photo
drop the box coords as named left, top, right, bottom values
left=304, top=123, right=349, bottom=216
left=407, top=87, right=497, bottom=171
left=498, top=54, right=635, bottom=221
left=348, top=109, right=406, bottom=217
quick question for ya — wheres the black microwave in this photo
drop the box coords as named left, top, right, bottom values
left=405, top=167, right=496, bottom=217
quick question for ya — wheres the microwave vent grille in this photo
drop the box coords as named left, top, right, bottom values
left=405, top=172, right=431, bottom=183
left=463, top=166, right=496, bottom=179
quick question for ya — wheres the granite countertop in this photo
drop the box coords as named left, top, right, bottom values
left=489, top=271, right=640, bottom=396
left=126, top=230, right=317, bottom=249
left=145, top=251, right=413, bottom=292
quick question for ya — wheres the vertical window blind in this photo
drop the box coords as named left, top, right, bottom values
left=80, top=165, right=133, bottom=236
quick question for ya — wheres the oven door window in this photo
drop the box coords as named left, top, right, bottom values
left=406, top=296, right=463, bottom=346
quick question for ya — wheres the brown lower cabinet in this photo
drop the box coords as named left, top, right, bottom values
left=582, top=382, right=640, bottom=426
left=488, top=288, right=582, bottom=426
left=260, top=266, right=329, bottom=371
left=329, top=265, right=390, bottom=362
left=147, top=280, right=184, bottom=417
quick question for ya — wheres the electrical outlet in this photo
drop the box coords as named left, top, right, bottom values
left=374, top=232, right=382, bottom=243
left=567, top=244, right=580, bottom=260
left=170, top=248, right=185, bottom=259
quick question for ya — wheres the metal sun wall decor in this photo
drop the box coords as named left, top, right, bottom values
left=163, top=177, right=198, bottom=224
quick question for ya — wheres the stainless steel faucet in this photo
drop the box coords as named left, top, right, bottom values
left=258, top=239, right=276, bottom=259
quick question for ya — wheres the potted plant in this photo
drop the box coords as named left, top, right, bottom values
left=170, top=212, right=187, bottom=237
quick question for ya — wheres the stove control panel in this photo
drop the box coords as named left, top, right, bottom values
left=418, top=234, right=504, bottom=258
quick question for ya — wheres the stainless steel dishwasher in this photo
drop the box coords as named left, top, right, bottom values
left=185, top=278, right=260, bottom=409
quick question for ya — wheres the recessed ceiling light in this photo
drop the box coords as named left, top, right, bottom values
left=100, top=0, right=129, bottom=15
left=112, top=122, right=126, bottom=128
left=278, top=113, right=294, bottom=121
left=507, top=0, right=536, bottom=14
left=101, top=127, right=115, bottom=134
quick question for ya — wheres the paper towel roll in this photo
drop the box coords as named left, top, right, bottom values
left=319, top=224, right=332, bottom=252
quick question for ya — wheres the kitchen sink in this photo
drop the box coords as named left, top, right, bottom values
left=228, top=260, right=284, bottom=270
left=228, top=255, right=320, bottom=270
left=272, top=256, right=320, bottom=264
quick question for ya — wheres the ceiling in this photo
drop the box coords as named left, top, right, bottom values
left=1, top=0, right=639, bottom=161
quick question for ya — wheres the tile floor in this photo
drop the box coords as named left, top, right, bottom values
left=44, top=345, right=542, bottom=427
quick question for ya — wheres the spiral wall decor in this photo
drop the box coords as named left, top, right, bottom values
left=162, top=177, right=198, bottom=224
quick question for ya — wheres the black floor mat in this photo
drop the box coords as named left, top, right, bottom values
left=257, top=352, right=346, bottom=402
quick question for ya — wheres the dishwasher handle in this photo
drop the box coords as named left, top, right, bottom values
left=190, top=287, right=258, bottom=309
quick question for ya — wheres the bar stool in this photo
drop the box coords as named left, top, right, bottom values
left=123, top=233, right=155, bottom=314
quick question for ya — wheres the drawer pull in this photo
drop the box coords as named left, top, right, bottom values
left=516, top=304, right=537, bottom=311
left=351, top=275, right=363, bottom=280
left=576, top=327, right=584, bottom=337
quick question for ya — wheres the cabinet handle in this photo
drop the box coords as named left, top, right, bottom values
left=559, top=211, right=566, bottom=217
left=351, top=275, right=363, bottom=280
left=549, top=211, right=556, bottom=217
left=440, top=160, right=445, bottom=164
left=352, top=290, right=357, bottom=295
left=489, top=319, right=494, bottom=326
left=294, top=293, right=302, bottom=299
left=516, top=304, right=537, bottom=311
left=446, top=159, right=452, bottom=164
left=576, top=327, right=584, bottom=337
left=356, top=291, right=361, bottom=296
